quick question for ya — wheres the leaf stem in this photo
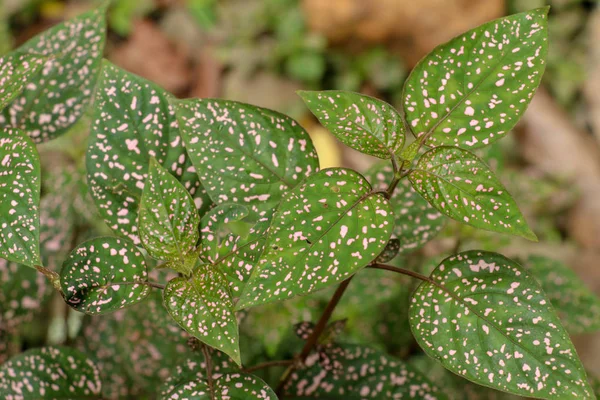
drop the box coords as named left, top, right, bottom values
left=275, top=276, right=354, bottom=395
left=368, top=263, right=434, bottom=284
left=385, top=156, right=404, bottom=198
left=202, top=344, right=214, bottom=398
left=145, top=281, right=166, bottom=290
left=244, top=359, right=294, bottom=373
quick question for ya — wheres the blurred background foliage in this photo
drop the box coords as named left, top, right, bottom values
left=2, top=0, right=600, bottom=399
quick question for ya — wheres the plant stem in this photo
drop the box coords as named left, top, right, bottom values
left=202, top=344, right=214, bottom=397
left=368, top=263, right=434, bottom=284
left=244, top=359, right=294, bottom=373
left=145, top=281, right=166, bottom=290
left=275, top=276, right=354, bottom=396
left=386, top=156, right=404, bottom=198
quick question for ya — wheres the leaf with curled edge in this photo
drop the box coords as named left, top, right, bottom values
left=298, top=90, right=404, bottom=159
left=87, top=61, right=210, bottom=245
left=526, top=255, right=600, bottom=335
left=163, top=264, right=241, bottom=365
left=403, top=8, right=548, bottom=149
left=237, top=168, right=393, bottom=310
left=60, top=236, right=151, bottom=315
left=0, top=128, right=41, bottom=267
left=365, top=161, right=445, bottom=254
left=173, top=98, right=319, bottom=221
left=409, top=250, right=593, bottom=399
left=138, top=158, right=200, bottom=275
left=283, top=343, right=448, bottom=399
left=409, top=146, right=536, bottom=240
left=0, top=5, right=107, bottom=143
left=0, top=346, right=102, bottom=399
left=0, top=52, right=46, bottom=110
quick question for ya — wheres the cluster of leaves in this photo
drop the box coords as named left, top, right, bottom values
left=2, top=3, right=600, bottom=400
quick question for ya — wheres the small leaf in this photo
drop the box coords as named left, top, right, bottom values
left=365, top=162, right=445, bottom=254
left=60, top=237, right=151, bottom=314
left=138, top=158, right=200, bottom=274
left=526, top=255, right=600, bottom=335
left=87, top=61, right=209, bottom=245
left=160, top=356, right=277, bottom=400
left=237, top=168, right=393, bottom=310
left=298, top=90, right=404, bottom=159
left=283, top=343, right=447, bottom=399
left=0, top=128, right=41, bottom=267
left=409, top=250, right=593, bottom=399
left=0, top=6, right=107, bottom=143
left=173, top=98, right=319, bottom=220
left=0, top=346, right=102, bottom=398
left=375, top=238, right=400, bottom=263
left=200, top=203, right=249, bottom=263
left=0, top=52, right=45, bottom=110
left=163, top=265, right=241, bottom=365
left=403, top=8, right=548, bottom=149
left=409, top=146, right=535, bottom=240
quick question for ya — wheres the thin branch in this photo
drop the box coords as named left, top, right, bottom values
left=275, top=276, right=354, bottom=395
left=244, top=359, right=294, bottom=374
left=368, top=263, right=434, bottom=284
left=145, top=281, right=166, bottom=290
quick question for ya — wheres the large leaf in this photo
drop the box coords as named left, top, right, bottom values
left=164, top=265, right=240, bottom=365
left=365, top=162, right=445, bottom=254
left=526, top=255, right=600, bottom=335
left=60, top=236, right=151, bottom=314
left=403, top=9, right=548, bottom=149
left=409, top=146, right=535, bottom=240
left=0, top=52, right=45, bottom=110
left=139, top=158, right=200, bottom=274
left=237, top=168, right=393, bottom=310
left=298, top=90, right=404, bottom=159
left=0, top=346, right=102, bottom=399
left=0, top=6, right=106, bottom=143
left=409, top=250, right=593, bottom=399
left=173, top=98, right=319, bottom=220
left=87, top=62, right=208, bottom=245
left=284, top=343, right=447, bottom=399
left=0, top=128, right=41, bottom=266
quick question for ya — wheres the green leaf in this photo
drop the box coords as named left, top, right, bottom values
left=298, top=90, right=404, bottom=159
left=138, top=158, right=200, bottom=274
left=409, top=250, right=593, bottom=399
left=237, top=168, right=393, bottom=310
left=526, top=255, right=600, bottom=335
left=409, top=146, right=535, bottom=240
left=0, top=346, right=102, bottom=398
left=283, top=343, right=448, bottom=399
left=60, top=236, right=151, bottom=314
left=173, top=98, right=319, bottom=220
left=164, top=264, right=241, bottom=365
left=0, top=52, right=45, bottom=110
left=0, top=6, right=107, bottom=143
left=403, top=8, right=548, bottom=148
left=161, top=356, right=277, bottom=400
left=0, top=128, right=41, bottom=267
left=200, top=203, right=249, bottom=263
left=87, top=61, right=209, bottom=245
left=365, top=162, right=445, bottom=254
